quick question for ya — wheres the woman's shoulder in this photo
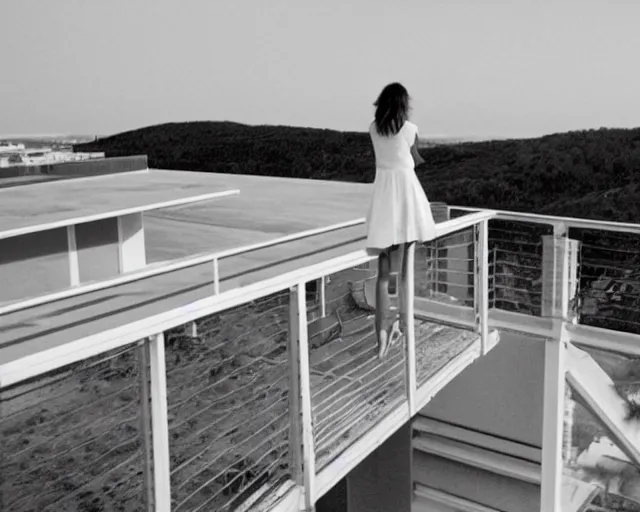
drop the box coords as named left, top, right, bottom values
left=402, top=121, right=419, bottom=142
left=402, top=120, right=418, bottom=133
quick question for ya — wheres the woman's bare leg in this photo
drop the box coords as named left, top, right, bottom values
left=375, top=250, right=392, bottom=359
left=397, top=244, right=405, bottom=332
left=398, top=242, right=415, bottom=334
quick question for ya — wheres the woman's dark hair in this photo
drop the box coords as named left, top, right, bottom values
left=374, top=82, right=410, bottom=136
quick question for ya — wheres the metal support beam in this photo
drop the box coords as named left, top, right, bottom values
left=540, top=335, right=567, bottom=512
left=540, top=228, right=571, bottom=512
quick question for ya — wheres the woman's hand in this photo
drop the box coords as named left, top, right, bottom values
left=411, top=133, right=425, bottom=166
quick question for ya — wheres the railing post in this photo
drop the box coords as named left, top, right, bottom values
left=295, top=281, right=316, bottom=511
left=429, top=244, right=438, bottom=295
left=138, top=340, right=154, bottom=512
left=319, top=276, right=326, bottom=318
left=474, top=220, right=490, bottom=354
left=429, top=202, right=450, bottom=297
left=186, top=321, right=198, bottom=338
left=212, top=257, right=220, bottom=295
left=541, top=331, right=568, bottom=512
left=540, top=229, right=571, bottom=512
left=148, top=332, right=172, bottom=512
left=67, top=225, right=80, bottom=286
left=541, top=228, right=579, bottom=320
left=288, top=287, right=303, bottom=487
left=404, top=243, right=417, bottom=416
left=491, top=246, right=497, bottom=308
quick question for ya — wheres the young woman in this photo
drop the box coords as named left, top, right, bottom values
left=366, top=82, right=437, bottom=360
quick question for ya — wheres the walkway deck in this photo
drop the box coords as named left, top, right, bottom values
left=308, top=267, right=481, bottom=472
left=1, top=310, right=483, bottom=512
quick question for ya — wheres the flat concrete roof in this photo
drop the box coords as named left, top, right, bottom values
left=0, top=170, right=373, bottom=369
left=0, top=175, right=69, bottom=188
left=143, top=169, right=372, bottom=262
left=0, top=169, right=240, bottom=240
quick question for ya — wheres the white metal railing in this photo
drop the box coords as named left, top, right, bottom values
left=0, top=218, right=367, bottom=316
left=444, top=205, right=640, bottom=352
left=439, top=205, right=640, bottom=512
left=0, top=210, right=495, bottom=512
left=451, top=205, right=640, bottom=235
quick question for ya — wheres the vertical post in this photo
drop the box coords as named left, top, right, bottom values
left=566, top=238, right=580, bottom=323
left=475, top=220, right=490, bottom=354
left=288, top=287, right=303, bottom=487
left=404, top=244, right=417, bottom=416
left=558, top=236, right=571, bottom=319
left=542, top=224, right=577, bottom=320
left=138, top=340, right=154, bottom=511
left=491, top=246, right=497, bottom=308
left=428, top=243, right=438, bottom=296
left=67, top=225, right=80, bottom=286
left=117, top=213, right=147, bottom=274
left=429, top=202, right=450, bottom=297
left=540, top=228, right=570, bottom=512
left=186, top=322, right=198, bottom=338
left=541, top=334, right=567, bottom=512
left=319, top=276, right=326, bottom=318
left=148, top=332, right=172, bottom=512
left=213, top=257, right=220, bottom=295
left=296, top=281, right=316, bottom=510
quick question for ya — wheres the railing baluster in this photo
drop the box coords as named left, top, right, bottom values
left=138, top=340, right=155, bottom=512
left=288, top=287, right=303, bottom=487
left=213, top=256, right=220, bottom=295
left=295, top=281, right=316, bottom=510
left=67, top=225, right=80, bottom=287
left=149, top=332, right=172, bottom=512
left=475, top=220, right=490, bottom=354
left=319, top=276, right=326, bottom=318
left=404, top=243, right=417, bottom=416
left=429, top=243, right=438, bottom=295
left=491, top=245, right=497, bottom=308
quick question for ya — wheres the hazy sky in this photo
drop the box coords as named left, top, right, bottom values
left=2, top=0, right=640, bottom=139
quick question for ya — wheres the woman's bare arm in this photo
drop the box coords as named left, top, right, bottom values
left=410, top=133, right=425, bottom=166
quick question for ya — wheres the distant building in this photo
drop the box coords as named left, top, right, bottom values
left=0, top=144, right=104, bottom=168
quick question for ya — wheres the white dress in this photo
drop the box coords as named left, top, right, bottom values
left=366, top=120, right=437, bottom=250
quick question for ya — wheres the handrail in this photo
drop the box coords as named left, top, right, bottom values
left=451, top=205, right=640, bottom=235
left=0, top=218, right=367, bottom=317
left=0, top=210, right=495, bottom=387
left=434, top=210, right=495, bottom=238
left=0, top=209, right=494, bottom=318
left=0, top=189, right=241, bottom=241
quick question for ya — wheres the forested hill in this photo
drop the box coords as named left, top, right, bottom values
left=74, top=121, right=640, bottom=222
